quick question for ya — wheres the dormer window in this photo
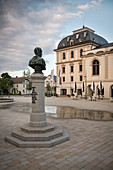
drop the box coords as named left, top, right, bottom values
left=84, top=32, right=87, bottom=38
left=76, top=34, right=79, bottom=39
left=67, top=37, right=70, bottom=41
left=71, top=41, right=73, bottom=45
left=70, top=40, right=74, bottom=46
left=93, top=38, right=96, bottom=42
left=79, top=38, right=82, bottom=42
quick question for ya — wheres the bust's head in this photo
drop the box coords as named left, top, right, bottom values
left=34, top=47, right=42, bottom=57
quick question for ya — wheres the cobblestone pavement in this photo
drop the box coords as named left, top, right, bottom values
left=0, top=96, right=113, bottom=170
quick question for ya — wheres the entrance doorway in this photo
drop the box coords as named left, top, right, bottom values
left=61, top=89, right=67, bottom=95
left=77, top=89, right=82, bottom=95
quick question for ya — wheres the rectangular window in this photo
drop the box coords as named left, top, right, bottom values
left=79, top=65, right=82, bottom=72
left=71, top=66, right=73, bottom=72
left=62, top=67, right=65, bottom=73
left=71, top=76, right=73, bottom=82
left=63, top=53, right=65, bottom=59
left=63, top=77, right=65, bottom=82
left=80, top=76, right=82, bottom=81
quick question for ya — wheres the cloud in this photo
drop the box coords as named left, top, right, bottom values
left=77, top=4, right=90, bottom=11
left=91, top=0, right=104, bottom=7
left=0, top=0, right=104, bottom=77
left=75, top=11, right=84, bottom=16
left=76, top=0, right=104, bottom=14
left=69, top=0, right=105, bottom=22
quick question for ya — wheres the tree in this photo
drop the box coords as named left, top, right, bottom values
left=26, top=83, right=32, bottom=91
left=1, top=72, right=11, bottom=79
left=46, top=84, right=51, bottom=91
left=0, top=72, right=13, bottom=95
left=0, top=78, right=13, bottom=95
left=46, top=84, right=51, bottom=96
left=52, top=86, right=56, bottom=92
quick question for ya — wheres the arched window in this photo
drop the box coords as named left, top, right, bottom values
left=63, top=52, right=65, bottom=59
left=71, top=51, right=74, bottom=58
left=80, top=49, right=83, bottom=57
left=93, top=60, right=99, bottom=75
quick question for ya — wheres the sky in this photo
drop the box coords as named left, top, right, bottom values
left=0, top=0, right=113, bottom=77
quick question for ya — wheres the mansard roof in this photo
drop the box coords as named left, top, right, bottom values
left=95, top=42, right=113, bottom=49
left=57, top=27, right=108, bottom=50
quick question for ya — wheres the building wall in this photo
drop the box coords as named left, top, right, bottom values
left=56, top=44, right=113, bottom=98
left=12, top=83, right=23, bottom=94
left=11, top=79, right=32, bottom=95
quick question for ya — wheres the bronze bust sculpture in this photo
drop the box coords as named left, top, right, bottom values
left=29, top=47, right=46, bottom=73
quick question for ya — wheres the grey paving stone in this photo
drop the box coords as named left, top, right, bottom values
left=0, top=96, right=113, bottom=170
left=20, top=161, right=30, bottom=165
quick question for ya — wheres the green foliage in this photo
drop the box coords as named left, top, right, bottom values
left=26, top=83, right=32, bottom=91
left=0, top=78, right=13, bottom=95
left=0, top=72, right=12, bottom=95
left=46, top=84, right=51, bottom=91
left=1, top=72, right=11, bottom=79
left=52, top=86, right=56, bottom=91
left=0, top=98, right=11, bottom=100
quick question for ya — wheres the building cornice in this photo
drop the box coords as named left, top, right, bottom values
left=54, top=42, right=99, bottom=52
left=82, top=50, right=113, bottom=58
left=73, top=27, right=95, bottom=34
left=56, top=59, right=82, bottom=65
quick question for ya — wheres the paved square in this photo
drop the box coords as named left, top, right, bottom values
left=0, top=96, right=113, bottom=170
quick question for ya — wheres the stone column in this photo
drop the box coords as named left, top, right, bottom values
left=30, top=73, right=47, bottom=127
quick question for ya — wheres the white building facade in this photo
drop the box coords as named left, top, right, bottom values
left=54, top=27, right=113, bottom=98
left=11, top=77, right=32, bottom=95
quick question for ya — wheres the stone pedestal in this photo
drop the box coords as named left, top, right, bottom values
left=5, top=73, right=69, bottom=147
left=30, top=73, right=47, bottom=127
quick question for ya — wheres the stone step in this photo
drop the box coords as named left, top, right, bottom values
left=21, top=123, right=55, bottom=133
left=5, top=128, right=69, bottom=148
left=12, top=127, right=63, bottom=141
